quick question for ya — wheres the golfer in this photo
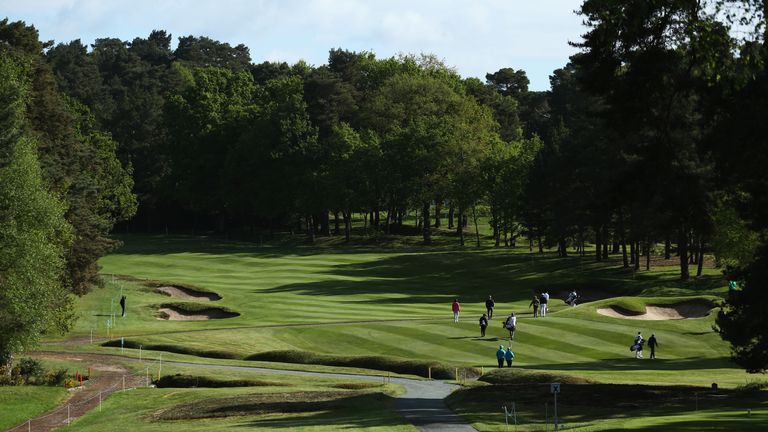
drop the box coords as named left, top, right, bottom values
left=503, top=312, right=517, bottom=342
left=485, top=295, right=495, bottom=319
left=648, top=334, right=659, bottom=359
left=452, top=299, right=461, bottom=323
left=540, top=291, right=549, bottom=316
left=119, top=295, right=126, bottom=317
left=529, top=295, right=540, bottom=318
left=633, top=332, right=644, bottom=359
left=479, top=314, right=488, bottom=337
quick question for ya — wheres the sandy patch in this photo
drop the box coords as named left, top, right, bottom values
left=597, top=302, right=712, bottom=320
left=157, top=286, right=221, bottom=301
left=157, top=306, right=239, bottom=321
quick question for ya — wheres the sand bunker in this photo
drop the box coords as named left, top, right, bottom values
left=157, top=306, right=239, bottom=321
left=597, top=302, right=712, bottom=320
left=156, top=286, right=221, bottom=301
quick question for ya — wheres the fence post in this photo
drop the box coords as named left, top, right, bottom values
left=428, top=367, right=431, bottom=379
left=99, top=392, right=102, bottom=411
left=455, top=368, right=458, bottom=382
left=67, top=404, right=70, bottom=426
left=146, top=367, right=150, bottom=387
left=28, top=419, right=31, bottom=432
left=122, top=375, right=125, bottom=391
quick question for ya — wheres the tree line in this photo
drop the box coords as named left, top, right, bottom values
left=2, top=0, right=767, bottom=372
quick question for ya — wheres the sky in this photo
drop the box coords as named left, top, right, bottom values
left=1, top=0, right=588, bottom=90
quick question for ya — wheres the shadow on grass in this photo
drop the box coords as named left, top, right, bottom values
left=154, top=391, right=411, bottom=429
left=519, top=356, right=736, bottom=372
left=108, top=235, right=726, bottom=305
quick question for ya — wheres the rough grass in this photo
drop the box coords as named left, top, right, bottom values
left=245, top=350, right=480, bottom=379
left=0, top=386, right=68, bottom=430
left=446, top=382, right=768, bottom=431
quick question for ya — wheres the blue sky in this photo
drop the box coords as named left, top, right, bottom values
left=1, top=0, right=587, bottom=90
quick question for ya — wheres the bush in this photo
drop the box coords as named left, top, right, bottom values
left=155, top=374, right=282, bottom=388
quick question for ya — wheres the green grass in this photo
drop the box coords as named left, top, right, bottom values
left=446, top=382, right=768, bottom=431
left=67, top=362, right=413, bottom=431
left=0, top=386, right=69, bottom=430
left=32, top=234, right=767, bottom=431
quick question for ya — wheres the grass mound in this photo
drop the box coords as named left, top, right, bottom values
left=101, top=339, right=240, bottom=359
left=246, top=350, right=479, bottom=379
left=154, top=374, right=283, bottom=388
left=151, top=391, right=386, bottom=420
left=480, top=368, right=595, bottom=385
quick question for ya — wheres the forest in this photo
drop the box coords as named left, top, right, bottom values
left=1, top=0, right=767, bottom=372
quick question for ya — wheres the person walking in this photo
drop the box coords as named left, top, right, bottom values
left=540, top=291, right=549, bottom=316
left=529, top=295, right=540, bottom=318
left=503, top=312, right=517, bottom=342
left=566, top=289, right=578, bottom=307
left=479, top=314, right=488, bottom=337
left=496, top=345, right=505, bottom=368
left=633, top=332, right=644, bottom=359
left=119, top=295, right=126, bottom=317
left=485, top=295, right=495, bottom=319
left=648, top=334, right=659, bottom=359
left=452, top=299, right=461, bottom=323
left=504, top=346, right=515, bottom=367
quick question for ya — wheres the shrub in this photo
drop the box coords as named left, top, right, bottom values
left=155, top=374, right=282, bottom=388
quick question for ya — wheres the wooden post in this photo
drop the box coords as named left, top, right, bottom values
left=428, top=367, right=432, bottom=379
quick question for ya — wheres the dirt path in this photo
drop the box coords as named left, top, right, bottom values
left=6, top=353, right=146, bottom=432
left=14, top=352, right=476, bottom=432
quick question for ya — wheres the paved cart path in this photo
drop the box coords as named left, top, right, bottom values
left=13, top=352, right=476, bottom=432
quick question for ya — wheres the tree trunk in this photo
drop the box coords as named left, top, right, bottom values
left=447, top=202, right=455, bottom=229
left=595, top=225, right=602, bottom=261
left=537, top=234, right=543, bottom=253
left=343, top=210, right=351, bottom=243
left=679, top=227, right=690, bottom=281
left=434, top=201, right=442, bottom=228
left=384, top=206, right=392, bottom=234
left=472, top=205, right=481, bottom=247
left=601, top=226, right=609, bottom=259
left=621, top=237, right=629, bottom=268
left=696, top=238, right=705, bottom=277
left=629, top=241, right=636, bottom=265
left=333, top=211, right=340, bottom=235
left=422, top=202, right=431, bottom=244
left=457, top=205, right=465, bottom=246
left=374, top=208, right=380, bottom=229
left=664, top=236, right=671, bottom=260
left=307, top=214, right=315, bottom=243
left=645, top=239, right=651, bottom=271
left=634, top=241, right=640, bottom=271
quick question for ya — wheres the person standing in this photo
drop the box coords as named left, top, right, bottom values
left=633, top=332, right=644, bottom=359
left=503, top=313, right=517, bottom=342
left=452, top=299, right=461, bottom=323
left=485, top=295, right=495, bottom=319
left=529, top=295, right=540, bottom=318
left=479, top=314, right=488, bottom=337
left=648, top=334, right=659, bottom=359
left=540, top=292, right=549, bottom=317
left=119, top=295, right=126, bottom=317
left=496, top=345, right=505, bottom=368
left=505, top=346, right=515, bottom=367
